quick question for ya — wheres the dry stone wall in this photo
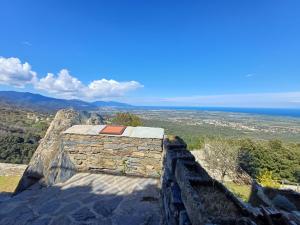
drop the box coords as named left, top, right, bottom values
left=161, top=138, right=258, bottom=225
left=161, top=138, right=300, bottom=225
left=62, top=133, right=163, bottom=178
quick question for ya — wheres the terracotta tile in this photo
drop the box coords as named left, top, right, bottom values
left=99, top=125, right=126, bottom=135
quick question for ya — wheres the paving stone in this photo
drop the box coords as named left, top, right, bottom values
left=93, top=196, right=123, bottom=217
left=71, top=207, right=96, bottom=222
left=0, top=206, right=35, bottom=225
left=81, top=195, right=100, bottom=204
left=38, top=200, right=61, bottom=215
left=30, top=217, right=52, bottom=225
left=49, top=215, right=72, bottom=225
left=112, top=214, right=152, bottom=225
left=89, top=217, right=112, bottom=225
left=0, top=173, right=161, bottom=225
left=58, top=202, right=79, bottom=215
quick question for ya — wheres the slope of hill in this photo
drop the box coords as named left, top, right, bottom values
left=0, top=91, right=132, bottom=112
left=0, top=105, right=52, bottom=164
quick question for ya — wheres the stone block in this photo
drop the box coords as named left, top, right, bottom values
left=179, top=210, right=192, bottom=225
left=132, top=151, right=145, bottom=157
left=175, top=160, right=211, bottom=191
left=165, top=149, right=195, bottom=174
left=170, top=182, right=183, bottom=205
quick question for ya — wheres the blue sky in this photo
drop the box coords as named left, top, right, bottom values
left=0, top=0, right=300, bottom=107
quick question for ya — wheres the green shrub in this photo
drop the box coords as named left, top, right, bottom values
left=238, top=139, right=300, bottom=183
left=112, top=113, right=143, bottom=127
left=257, top=170, right=281, bottom=188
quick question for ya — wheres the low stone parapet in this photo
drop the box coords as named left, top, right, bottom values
left=161, top=137, right=257, bottom=225
left=61, top=125, right=164, bottom=178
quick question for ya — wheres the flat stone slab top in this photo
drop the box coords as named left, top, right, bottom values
left=63, top=125, right=165, bottom=139
left=0, top=173, right=161, bottom=225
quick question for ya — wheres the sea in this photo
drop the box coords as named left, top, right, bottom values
left=136, top=106, right=300, bottom=118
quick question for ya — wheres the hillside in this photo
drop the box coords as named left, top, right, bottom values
left=0, top=105, right=52, bottom=164
left=0, top=91, right=132, bottom=113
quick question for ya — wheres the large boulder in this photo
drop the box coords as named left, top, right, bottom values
left=15, top=109, right=103, bottom=193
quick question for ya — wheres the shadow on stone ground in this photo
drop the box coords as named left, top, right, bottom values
left=0, top=173, right=161, bottom=225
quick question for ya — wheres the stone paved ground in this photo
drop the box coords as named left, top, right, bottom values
left=0, top=173, right=161, bottom=225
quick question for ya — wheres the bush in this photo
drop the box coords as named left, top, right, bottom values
left=112, top=113, right=143, bottom=127
left=257, top=170, right=281, bottom=189
left=238, top=139, right=300, bottom=183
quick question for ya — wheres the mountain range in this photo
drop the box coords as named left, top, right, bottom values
left=0, top=91, right=132, bottom=113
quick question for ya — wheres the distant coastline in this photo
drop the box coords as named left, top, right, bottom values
left=135, top=106, right=300, bottom=118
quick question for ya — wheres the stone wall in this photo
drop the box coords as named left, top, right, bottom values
left=161, top=137, right=300, bottom=225
left=61, top=132, right=163, bottom=178
left=161, top=137, right=257, bottom=225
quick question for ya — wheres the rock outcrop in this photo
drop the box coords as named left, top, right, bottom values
left=15, top=109, right=103, bottom=193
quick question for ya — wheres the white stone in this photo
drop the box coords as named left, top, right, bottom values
left=63, top=125, right=164, bottom=139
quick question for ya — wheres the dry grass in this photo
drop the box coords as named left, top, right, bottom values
left=225, top=181, right=252, bottom=202
left=0, top=176, right=21, bottom=193
left=192, top=184, right=242, bottom=222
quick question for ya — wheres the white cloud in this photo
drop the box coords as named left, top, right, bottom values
left=245, top=73, right=254, bottom=78
left=0, top=57, right=37, bottom=87
left=0, top=56, right=143, bottom=99
left=22, top=41, right=32, bottom=46
left=35, top=69, right=85, bottom=98
left=35, top=69, right=143, bottom=100
left=87, top=79, right=143, bottom=98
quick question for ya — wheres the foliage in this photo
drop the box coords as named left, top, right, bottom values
left=143, top=118, right=300, bottom=183
left=185, top=136, right=205, bottom=150
left=0, top=106, right=51, bottom=164
left=238, top=139, right=300, bottom=183
left=0, top=134, right=40, bottom=164
left=112, top=113, right=143, bottom=127
left=257, top=170, right=281, bottom=188
left=204, top=138, right=240, bottom=182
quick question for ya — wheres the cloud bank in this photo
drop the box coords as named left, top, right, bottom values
left=0, top=56, right=143, bottom=100
left=0, top=57, right=37, bottom=87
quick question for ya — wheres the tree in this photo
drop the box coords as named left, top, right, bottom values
left=238, top=138, right=300, bottom=183
left=204, top=138, right=239, bottom=183
left=257, top=170, right=280, bottom=188
left=112, top=113, right=143, bottom=127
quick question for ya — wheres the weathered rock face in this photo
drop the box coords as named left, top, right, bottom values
left=62, top=133, right=163, bottom=177
left=79, top=111, right=104, bottom=125
left=15, top=109, right=103, bottom=193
